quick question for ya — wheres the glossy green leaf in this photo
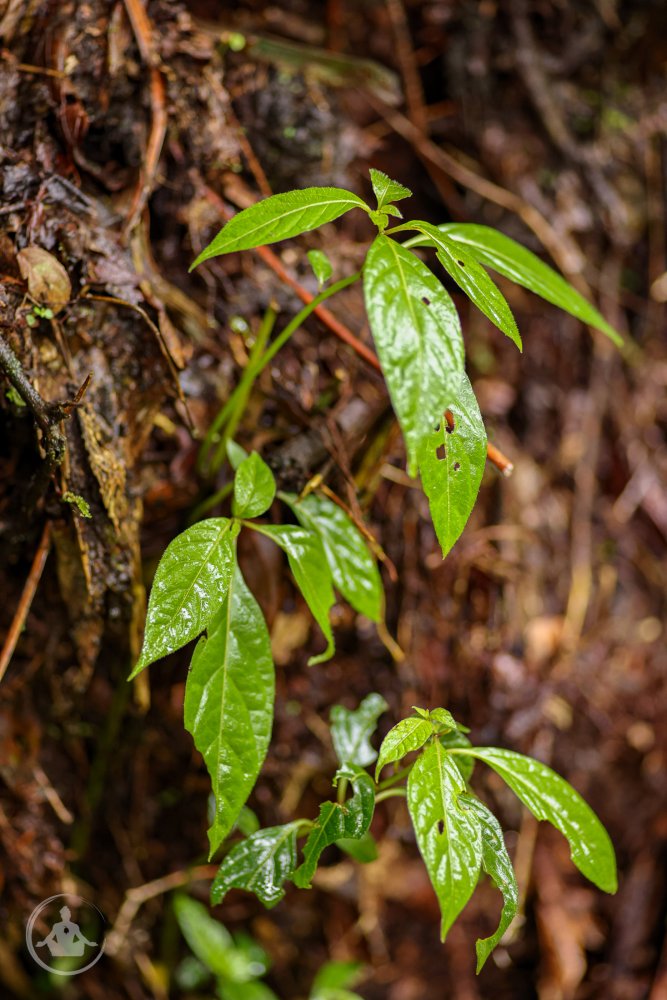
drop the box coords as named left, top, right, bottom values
left=131, top=518, right=238, bottom=677
left=233, top=452, right=276, bottom=518
left=191, top=188, right=369, bottom=268
left=330, top=692, right=388, bottom=768
left=429, top=708, right=462, bottom=732
left=409, top=221, right=522, bottom=350
left=363, top=235, right=465, bottom=475
left=254, top=524, right=335, bottom=664
left=283, top=493, right=383, bottom=622
left=369, top=168, right=412, bottom=209
left=460, top=748, right=617, bottom=893
left=407, top=740, right=482, bottom=941
left=462, top=795, right=519, bottom=971
left=173, top=895, right=247, bottom=981
left=375, top=714, right=433, bottom=781
left=307, top=249, right=333, bottom=287
left=184, top=564, right=275, bottom=856
left=293, top=765, right=375, bottom=888
left=227, top=440, right=249, bottom=470
left=416, top=370, right=487, bottom=558
left=440, top=730, right=475, bottom=783
left=211, top=822, right=302, bottom=908
left=437, top=223, right=622, bottom=346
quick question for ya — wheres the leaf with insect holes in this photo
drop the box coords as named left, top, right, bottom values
left=363, top=235, right=465, bottom=476
left=307, top=249, right=333, bottom=287
left=130, top=518, right=239, bottom=677
left=460, top=795, right=519, bottom=972
left=459, top=748, right=617, bottom=893
left=233, top=452, right=276, bottom=518
left=253, top=524, right=335, bottom=664
left=190, top=188, right=369, bottom=268
left=369, top=168, right=412, bottom=209
left=293, top=765, right=375, bottom=888
left=282, top=492, right=383, bottom=622
left=409, top=221, right=522, bottom=350
left=330, top=692, right=389, bottom=768
left=211, top=823, right=302, bottom=908
left=434, top=224, right=622, bottom=346
left=375, top=713, right=434, bottom=781
left=184, top=564, right=275, bottom=856
left=416, top=370, right=487, bottom=558
left=407, top=740, right=482, bottom=941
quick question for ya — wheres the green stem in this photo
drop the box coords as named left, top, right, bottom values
left=187, top=481, right=234, bottom=524
left=375, top=787, right=407, bottom=803
left=376, top=764, right=413, bottom=791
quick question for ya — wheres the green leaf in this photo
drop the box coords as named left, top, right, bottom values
left=407, top=740, right=482, bottom=941
left=219, top=982, right=279, bottom=1000
left=363, top=235, right=465, bottom=475
left=311, top=960, right=364, bottom=1000
left=330, top=692, right=389, bottom=768
left=415, top=370, right=487, bottom=558
left=191, top=188, right=369, bottom=268
left=369, top=168, right=411, bottom=209
left=293, top=765, right=375, bottom=888
left=440, top=730, right=475, bottom=783
left=428, top=708, right=462, bottom=732
left=460, top=748, right=617, bottom=893
left=436, top=223, right=622, bottom=347
left=131, top=518, right=238, bottom=677
left=336, top=830, right=379, bottom=863
left=211, top=822, right=302, bottom=908
left=282, top=493, right=383, bottom=622
left=227, top=440, right=249, bottom=470
left=462, top=795, right=519, bottom=972
left=307, top=249, right=333, bottom=287
left=173, top=894, right=246, bottom=981
left=409, top=222, right=522, bottom=350
left=254, top=524, right=336, bottom=664
left=233, top=452, right=276, bottom=518
left=375, top=713, right=434, bottom=781
left=184, top=564, right=275, bottom=856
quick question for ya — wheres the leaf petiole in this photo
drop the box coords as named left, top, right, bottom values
left=375, top=787, right=407, bottom=804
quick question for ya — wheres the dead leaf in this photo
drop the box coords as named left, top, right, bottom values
left=17, top=246, right=72, bottom=311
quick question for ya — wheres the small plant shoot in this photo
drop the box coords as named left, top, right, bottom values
left=133, top=172, right=619, bottom=966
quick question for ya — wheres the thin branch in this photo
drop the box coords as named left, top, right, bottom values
left=0, top=521, right=52, bottom=683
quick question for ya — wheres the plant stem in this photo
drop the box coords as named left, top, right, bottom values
left=375, top=787, right=407, bottom=803
left=376, top=764, right=413, bottom=791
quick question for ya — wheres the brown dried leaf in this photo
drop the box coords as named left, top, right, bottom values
left=17, top=246, right=71, bottom=311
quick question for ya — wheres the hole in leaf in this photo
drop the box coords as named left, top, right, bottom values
left=436, top=443, right=447, bottom=461
left=422, top=296, right=430, bottom=305
left=457, top=260, right=465, bottom=267
left=437, top=819, right=445, bottom=835
left=453, top=462, right=461, bottom=471
left=445, top=410, right=456, bottom=434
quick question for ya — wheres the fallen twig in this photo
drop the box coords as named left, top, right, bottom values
left=0, top=521, right=52, bottom=683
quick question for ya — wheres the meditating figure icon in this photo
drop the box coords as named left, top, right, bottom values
left=36, top=905, right=98, bottom=958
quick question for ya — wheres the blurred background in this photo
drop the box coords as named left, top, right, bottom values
left=0, top=0, right=666, bottom=997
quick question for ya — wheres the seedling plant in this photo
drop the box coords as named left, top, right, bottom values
left=131, top=172, right=620, bottom=967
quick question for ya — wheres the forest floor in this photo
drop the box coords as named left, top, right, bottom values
left=1, top=1, right=666, bottom=998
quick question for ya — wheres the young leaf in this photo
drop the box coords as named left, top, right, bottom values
left=227, top=440, right=249, bottom=470
left=440, top=730, right=475, bottom=783
left=363, top=235, right=465, bottom=475
left=415, top=370, right=487, bottom=558
left=369, top=168, right=412, bottom=209
left=283, top=492, right=383, bottom=621
left=429, top=708, right=462, bottom=732
left=307, top=249, right=333, bottom=287
left=131, top=518, right=238, bottom=677
left=211, top=822, right=302, bottom=908
left=184, top=564, right=275, bottom=856
left=407, top=740, right=482, bottom=941
left=336, top=830, right=379, bottom=864
left=462, top=795, right=519, bottom=972
left=219, top=982, right=279, bottom=1000
left=409, top=222, right=522, bottom=350
left=190, top=188, right=369, bottom=268
left=293, top=766, right=375, bottom=888
left=174, top=894, right=255, bottom=982
left=233, top=452, right=276, bottom=518
left=253, top=524, right=336, bottom=664
left=311, top=960, right=364, bottom=1000
left=436, top=223, right=622, bottom=346
left=330, top=692, right=389, bottom=768
left=460, top=748, right=617, bottom=893
left=375, top=713, right=434, bottom=781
